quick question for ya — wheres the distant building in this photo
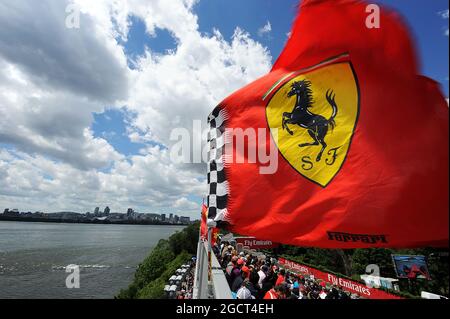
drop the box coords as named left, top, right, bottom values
left=49, top=212, right=63, bottom=218
left=3, top=208, right=9, bottom=214
left=174, top=215, right=179, bottom=223
left=94, top=207, right=100, bottom=216
left=4, top=209, right=19, bottom=217
left=34, top=212, right=45, bottom=218
left=161, top=214, right=166, bottom=222
left=127, top=209, right=139, bottom=220
left=104, top=206, right=110, bottom=215
left=147, top=213, right=160, bottom=221
left=61, top=212, right=82, bottom=220
left=180, top=216, right=190, bottom=224
left=108, top=213, right=126, bottom=221
left=169, top=213, right=174, bottom=222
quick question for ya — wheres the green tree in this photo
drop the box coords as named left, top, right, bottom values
left=352, top=248, right=396, bottom=278
left=137, top=252, right=191, bottom=299
left=169, top=222, right=199, bottom=255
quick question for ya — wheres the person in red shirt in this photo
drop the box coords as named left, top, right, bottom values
left=241, top=265, right=250, bottom=279
left=264, top=286, right=280, bottom=299
left=275, top=269, right=286, bottom=286
left=264, top=285, right=288, bottom=299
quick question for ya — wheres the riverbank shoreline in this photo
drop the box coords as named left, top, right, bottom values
left=0, top=215, right=190, bottom=226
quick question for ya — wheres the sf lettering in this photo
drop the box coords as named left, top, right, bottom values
left=301, top=147, right=340, bottom=171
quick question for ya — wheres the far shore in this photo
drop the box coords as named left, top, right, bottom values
left=0, top=215, right=191, bottom=226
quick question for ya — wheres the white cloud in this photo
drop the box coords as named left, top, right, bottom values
left=0, top=0, right=272, bottom=217
left=0, top=58, right=124, bottom=170
left=438, top=9, right=449, bottom=36
left=439, top=9, right=449, bottom=19
left=126, top=27, right=271, bottom=147
left=0, top=0, right=130, bottom=103
left=258, top=21, right=272, bottom=38
left=173, top=197, right=199, bottom=210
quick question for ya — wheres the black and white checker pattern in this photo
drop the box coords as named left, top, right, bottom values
left=207, top=106, right=229, bottom=222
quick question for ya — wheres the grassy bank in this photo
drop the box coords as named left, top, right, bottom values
left=116, top=221, right=199, bottom=299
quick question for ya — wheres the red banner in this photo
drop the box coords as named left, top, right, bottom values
left=235, top=237, right=280, bottom=249
left=278, top=257, right=402, bottom=299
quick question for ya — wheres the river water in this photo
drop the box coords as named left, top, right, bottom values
left=0, top=221, right=185, bottom=299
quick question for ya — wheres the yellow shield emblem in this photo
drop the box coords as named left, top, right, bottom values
left=266, top=61, right=359, bottom=187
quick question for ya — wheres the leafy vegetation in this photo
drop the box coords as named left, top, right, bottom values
left=116, top=222, right=199, bottom=299
left=136, top=252, right=191, bottom=299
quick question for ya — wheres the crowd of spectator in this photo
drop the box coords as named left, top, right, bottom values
left=213, top=239, right=362, bottom=300
left=164, top=257, right=196, bottom=299
left=176, top=264, right=195, bottom=299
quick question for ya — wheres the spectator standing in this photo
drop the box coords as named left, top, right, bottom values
left=245, top=275, right=260, bottom=299
left=230, top=258, right=244, bottom=282
left=257, top=265, right=268, bottom=288
left=231, top=271, right=247, bottom=292
left=275, top=269, right=286, bottom=286
left=236, top=281, right=254, bottom=299
left=263, top=285, right=280, bottom=299
left=319, top=288, right=328, bottom=299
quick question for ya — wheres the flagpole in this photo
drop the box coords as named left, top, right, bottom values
left=207, top=227, right=212, bottom=283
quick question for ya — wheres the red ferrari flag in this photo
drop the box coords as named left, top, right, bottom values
left=200, top=203, right=208, bottom=240
left=206, top=0, right=448, bottom=248
left=201, top=203, right=219, bottom=244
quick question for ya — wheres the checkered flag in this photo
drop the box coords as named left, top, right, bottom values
left=207, top=106, right=230, bottom=223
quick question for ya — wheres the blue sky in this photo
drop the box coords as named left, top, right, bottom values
left=121, top=16, right=177, bottom=65
left=97, top=0, right=449, bottom=158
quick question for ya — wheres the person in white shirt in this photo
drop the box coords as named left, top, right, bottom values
left=236, top=284, right=254, bottom=299
left=257, top=265, right=268, bottom=288
left=319, top=288, right=328, bottom=299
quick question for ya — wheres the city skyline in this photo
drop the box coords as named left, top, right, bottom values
left=2, top=206, right=195, bottom=225
left=3, top=206, right=195, bottom=218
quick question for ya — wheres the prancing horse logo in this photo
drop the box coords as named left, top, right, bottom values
left=265, top=60, right=360, bottom=187
left=282, top=80, right=338, bottom=162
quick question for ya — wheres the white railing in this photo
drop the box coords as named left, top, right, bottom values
left=193, top=239, right=233, bottom=299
